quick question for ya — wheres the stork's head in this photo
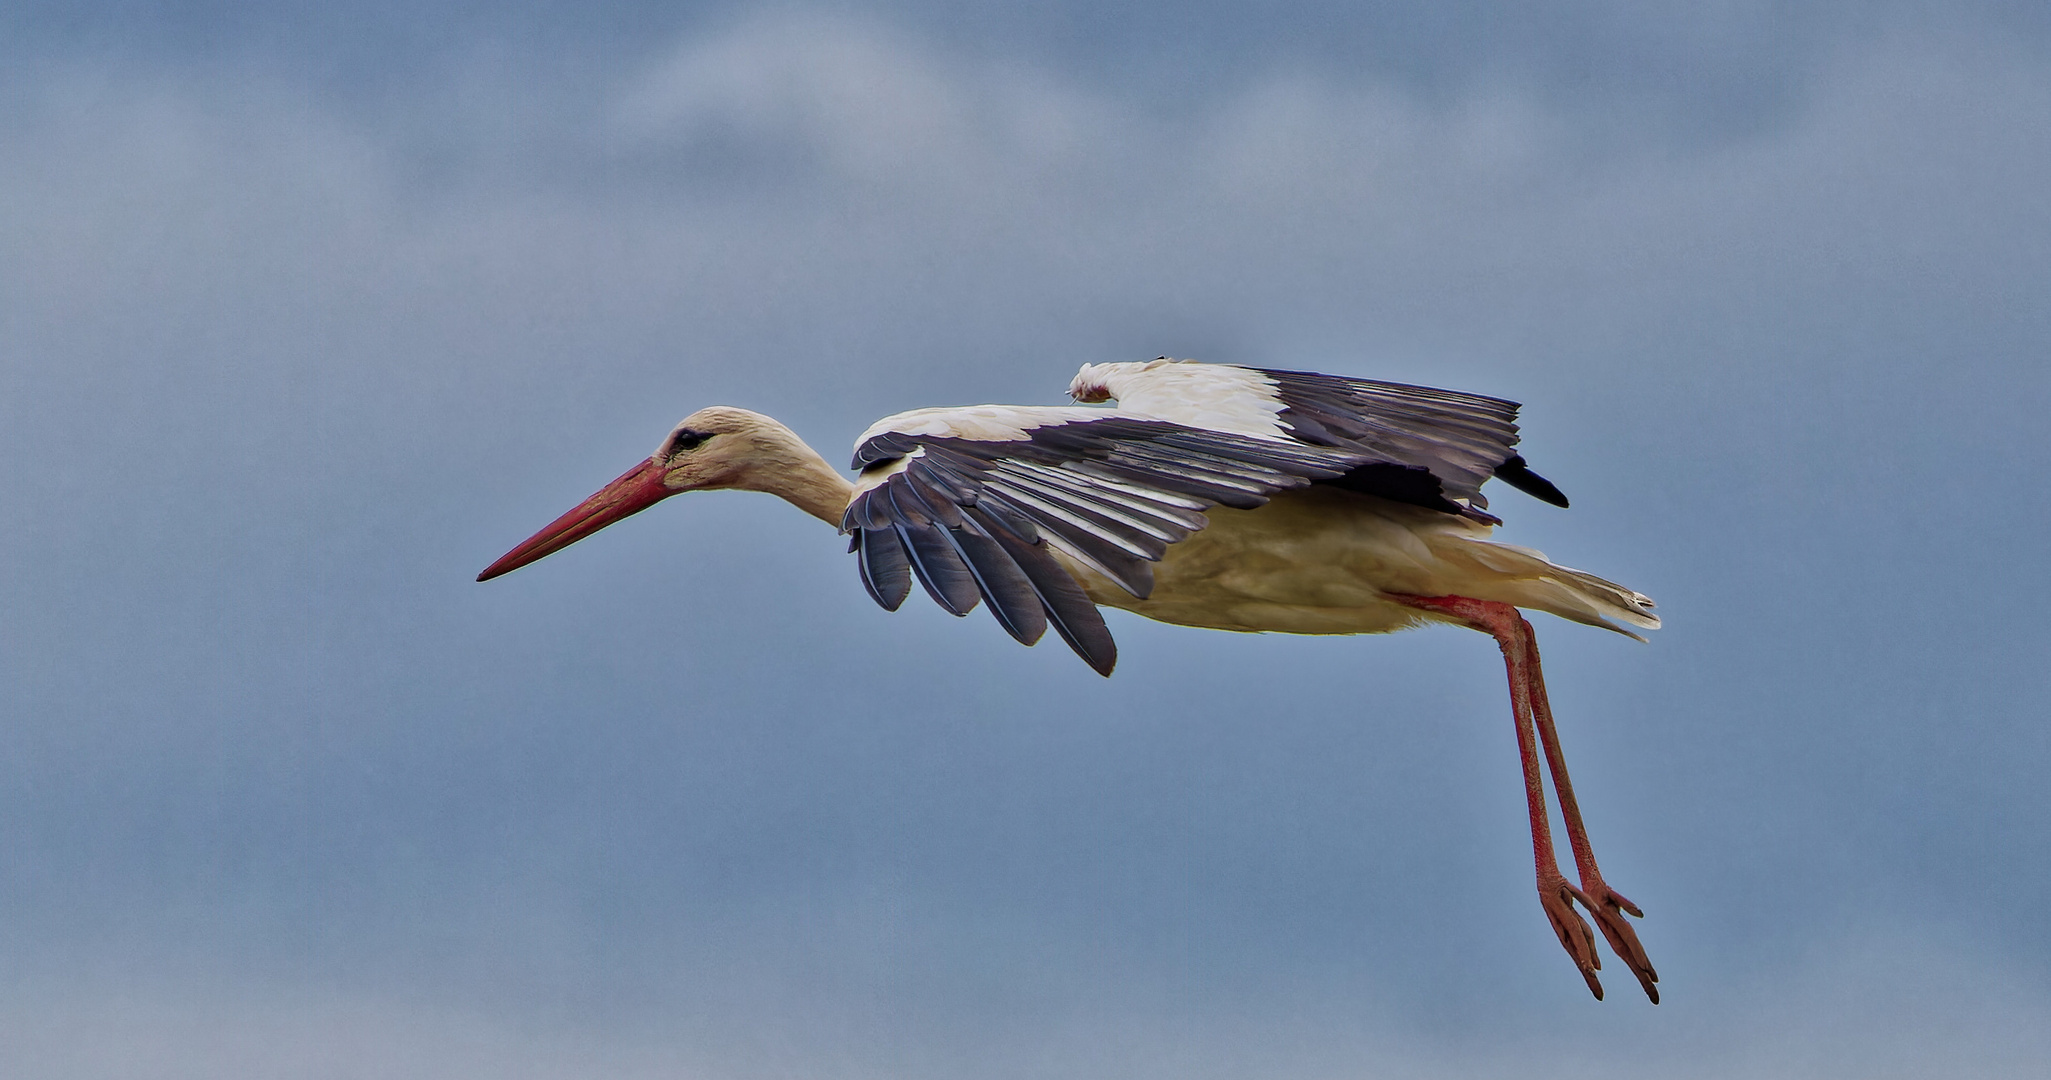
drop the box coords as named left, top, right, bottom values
left=477, top=407, right=819, bottom=581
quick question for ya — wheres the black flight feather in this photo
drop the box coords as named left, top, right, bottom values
left=982, top=489, right=1157, bottom=599
left=887, top=483, right=981, bottom=616
left=967, top=505, right=1118, bottom=676
left=1493, top=455, right=1569, bottom=507
left=1324, top=461, right=1463, bottom=514
left=940, top=522, right=1048, bottom=646
left=852, top=528, right=913, bottom=611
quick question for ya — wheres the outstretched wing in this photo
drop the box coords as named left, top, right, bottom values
left=1069, top=360, right=1570, bottom=514
left=1255, top=367, right=1569, bottom=511
left=843, top=410, right=1359, bottom=675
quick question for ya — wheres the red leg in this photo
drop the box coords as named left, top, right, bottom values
left=1393, top=594, right=1604, bottom=998
left=1521, top=635, right=1659, bottom=1002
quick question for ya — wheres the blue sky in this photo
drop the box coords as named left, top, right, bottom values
left=3, top=3, right=2049, bottom=1076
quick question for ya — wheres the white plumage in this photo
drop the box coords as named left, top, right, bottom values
left=1069, top=358, right=1292, bottom=437
left=1067, top=485, right=1656, bottom=637
left=856, top=404, right=1109, bottom=445
left=479, top=358, right=1663, bottom=1003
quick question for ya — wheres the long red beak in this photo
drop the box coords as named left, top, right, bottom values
left=477, top=457, right=678, bottom=581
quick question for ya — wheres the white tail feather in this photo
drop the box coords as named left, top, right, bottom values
left=1442, top=539, right=1660, bottom=639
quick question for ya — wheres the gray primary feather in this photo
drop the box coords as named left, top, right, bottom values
left=1256, top=367, right=1568, bottom=512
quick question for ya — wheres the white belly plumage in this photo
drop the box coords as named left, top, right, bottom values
left=1053, top=487, right=1659, bottom=638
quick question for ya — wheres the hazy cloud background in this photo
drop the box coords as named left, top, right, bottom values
left=3, top=3, right=2048, bottom=1076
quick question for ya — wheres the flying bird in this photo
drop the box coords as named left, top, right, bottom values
left=478, top=358, right=1661, bottom=1002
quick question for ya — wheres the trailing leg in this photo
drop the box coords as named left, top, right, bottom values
left=1392, top=594, right=1604, bottom=998
left=1521, top=633, right=1659, bottom=1002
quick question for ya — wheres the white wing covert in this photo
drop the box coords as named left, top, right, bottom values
left=1072, top=360, right=1571, bottom=515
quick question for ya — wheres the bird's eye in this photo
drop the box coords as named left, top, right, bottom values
left=668, top=430, right=710, bottom=456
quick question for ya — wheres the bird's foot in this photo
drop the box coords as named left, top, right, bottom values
left=1538, top=873, right=1605, bottom=1000
left=1579, top=880, right=1659, bottom=1004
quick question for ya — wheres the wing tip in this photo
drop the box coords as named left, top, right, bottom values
left=1494, top=455, right=1570, bottom=508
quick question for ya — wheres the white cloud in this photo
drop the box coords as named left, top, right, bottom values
left=616, top=15, right=984, bottom=180
left=8, top=13, right=2045, bottom=401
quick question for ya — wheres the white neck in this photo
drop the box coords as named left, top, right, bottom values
left=726, top=419, right=854, bottom=526
left=768, top=446, right=856, bottom=526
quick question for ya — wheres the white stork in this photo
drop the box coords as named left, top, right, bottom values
left=479, top=358, right=1661, bottom=1002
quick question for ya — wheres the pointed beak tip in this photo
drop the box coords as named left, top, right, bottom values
left=475, top=553, right=524, bottom=583
left=474, top=457, right=674, bottom=584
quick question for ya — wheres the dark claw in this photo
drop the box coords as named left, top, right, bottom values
left=1538, top=876, right=1604, bottom=1000
left=1578, top=882, right=1659, bottom=1004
